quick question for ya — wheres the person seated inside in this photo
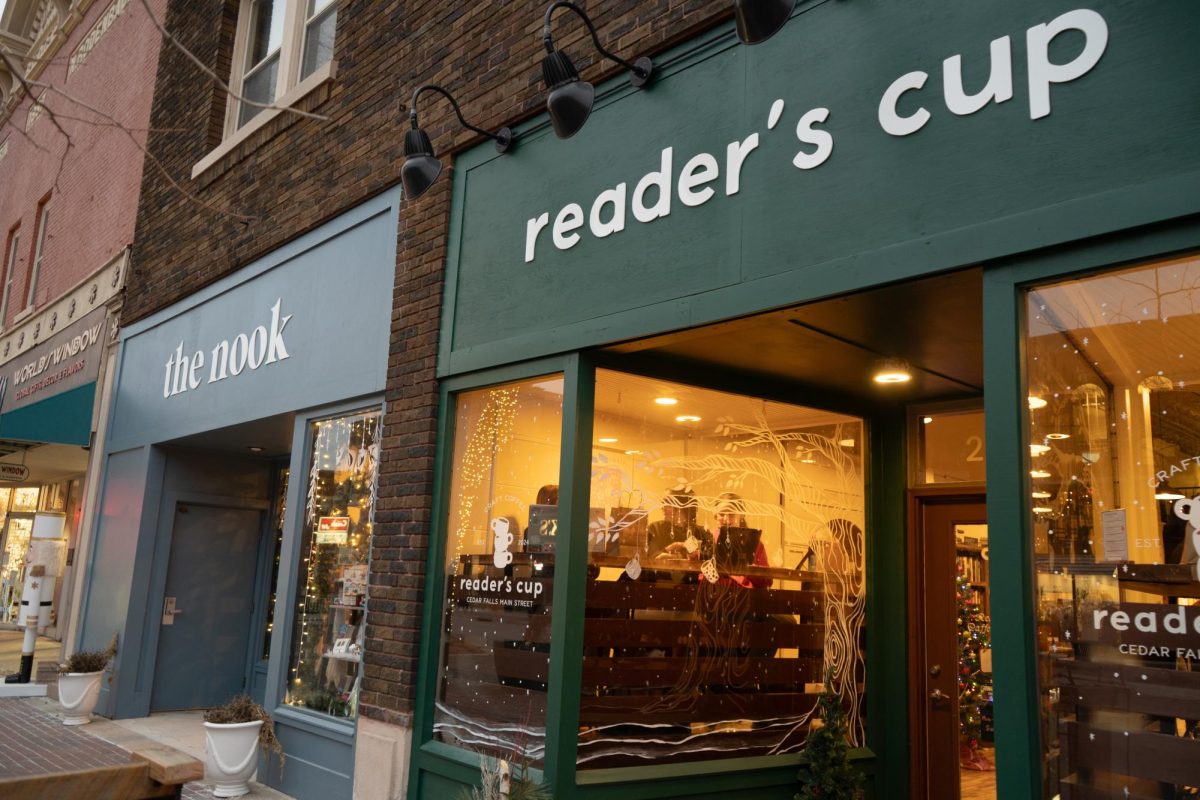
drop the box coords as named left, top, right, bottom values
left=663, top=492, right=771, bottom=588
left=646, top=488, right=699, bottom=557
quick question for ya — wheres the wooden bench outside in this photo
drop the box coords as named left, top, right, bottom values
left=0, top=743, right=203, bottom=800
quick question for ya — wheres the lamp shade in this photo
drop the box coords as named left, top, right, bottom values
left=401, top=127, right=442, bottom=200
left=733, top=0, right=796, bottom=44
left=542, top=49, right=595, bottom=139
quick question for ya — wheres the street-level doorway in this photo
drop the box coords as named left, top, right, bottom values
left=151, top=501, right=264, bottom=711
left=910, top=493, right=996, bottom=800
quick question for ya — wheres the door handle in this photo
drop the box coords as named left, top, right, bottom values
left=162, top=596, right=182, bottom=625
left=929, top=688, right=949, bottom=702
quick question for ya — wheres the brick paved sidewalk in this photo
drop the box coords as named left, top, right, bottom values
left=0, top=698, right=272, bottom=799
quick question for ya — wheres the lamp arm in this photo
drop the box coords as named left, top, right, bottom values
left=408, top=83, right=508, bottom=146
left=542, top=1, right=648, bottom=79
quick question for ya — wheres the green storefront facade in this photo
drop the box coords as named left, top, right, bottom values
left=407, top=1, right=1200, bottom=797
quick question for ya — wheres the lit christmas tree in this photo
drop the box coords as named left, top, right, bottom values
left=957, top=567, right=994, bottom=771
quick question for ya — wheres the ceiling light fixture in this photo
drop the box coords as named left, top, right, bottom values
left=248, top=446, right=265, bottom=453
left=675, top=414, right=702, bottom=423
left=872, top=357, right=912, bottom=384
left=654, top=397, right=678, bottom=406
left=1030, top=469, right=1051, bottom=479
left=733, top=0, right=796, bottom=44
left=540, top=1, right=653, bottom=139
left=598, top=437, right=618, bottom=443
left=1028, top=395, right=1048, bottom=410
left=624, top=449, right=642, bottom=455
left=1155, top=491, right=1186, bottom=501
left=1045, top=432, right=1071, bottom=440
left=923, top=416, right=933, bottom=424
left=1032, top=506, right=1053, bottom=514
left=401, top=84, right=513, bottom=200
left=1032, top=491, right=1051, bottom=499
left=1029, top=444, right=1051, bottom=456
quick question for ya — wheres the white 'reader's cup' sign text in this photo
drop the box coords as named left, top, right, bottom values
left=162, top=298, right=291, bottom=399
left=523, top=8, right=1109, bottom=263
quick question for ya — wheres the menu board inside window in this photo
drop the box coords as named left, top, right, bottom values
left=1025, top=253, right=1200, bottom=798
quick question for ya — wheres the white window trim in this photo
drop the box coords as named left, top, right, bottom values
left=0, top=230, right=19, bottom=327
left=25, top=200, right=49, bottom=310
left=191, top=58, right=335, bottom=180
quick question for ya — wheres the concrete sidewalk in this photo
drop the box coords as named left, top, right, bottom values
left=0, top=697, right=294, bottom=799
left=0, top=629, right=61, bottom=677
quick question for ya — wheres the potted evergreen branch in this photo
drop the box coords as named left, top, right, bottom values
left=795, top=668, right=864, bottom=800
left=57, top=634, right=116, bottom=726
left=202, top=695, right=284, bottom=798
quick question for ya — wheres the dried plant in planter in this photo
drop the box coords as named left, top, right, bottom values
left=457, top=750, right=551, bottom=800
left=59, top=634, right=117, bottom=674
left=204, top=695, right=286, bottom=767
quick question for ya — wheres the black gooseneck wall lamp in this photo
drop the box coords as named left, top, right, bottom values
left=401, top=83, right=514, bottom=200
left=733, top=0, right=796, bottom=45
left=541, top=1, right=653, bottom=139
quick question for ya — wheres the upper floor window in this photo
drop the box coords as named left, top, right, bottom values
left=229, top=0, right=337, bottom=132
left=1, top=227, right=19, bottom=326
left=26, top=198, right=50, bottom=309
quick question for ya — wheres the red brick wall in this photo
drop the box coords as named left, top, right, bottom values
left=0, top=0, right=167, bottom=324
left=126, top=0, right=731, bottom=726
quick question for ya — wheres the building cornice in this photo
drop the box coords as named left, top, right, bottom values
left=0, top=246, right=126, bottom=367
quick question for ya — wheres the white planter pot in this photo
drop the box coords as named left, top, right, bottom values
left=204, top=719, right=263, bottom=798
left=57, top=671, right=103, bottom=726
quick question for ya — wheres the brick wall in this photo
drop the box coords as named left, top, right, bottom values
left=0, top=0, right=166, bottom=326
left=128, top=0, right=731, bottom=726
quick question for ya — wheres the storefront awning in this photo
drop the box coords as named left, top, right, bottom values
left=0, top=381, right=95, bottom=446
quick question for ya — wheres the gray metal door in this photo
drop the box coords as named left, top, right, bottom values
left=151, top=503, right=262, bottom=711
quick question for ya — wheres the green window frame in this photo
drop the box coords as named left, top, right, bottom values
left=408, top=353, right=906, bottom=798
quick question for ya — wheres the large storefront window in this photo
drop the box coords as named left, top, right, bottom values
left=285, top=409, right=380, bottom=719
left=576, top=370, right=866, bottom=768
left=1026, top=254, right=1200, bottom=797
left=433, top=377, right=564, bottom=767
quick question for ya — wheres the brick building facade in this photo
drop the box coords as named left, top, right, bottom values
left=0, top=0, right=164, bottom=647
left=114, top=2, right=733, bottom=796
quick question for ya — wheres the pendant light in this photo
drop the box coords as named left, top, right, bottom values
left=733, top=0, right=797, bottom=45
left=540, top=1, right=653, bottom=139
left=401, top=84, right=514, bottom=200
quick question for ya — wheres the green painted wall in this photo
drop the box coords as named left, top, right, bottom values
left=441, top=0, right=1200, bottom=377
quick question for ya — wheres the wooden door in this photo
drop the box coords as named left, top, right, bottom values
left=909, top=493, right=987, bottom=800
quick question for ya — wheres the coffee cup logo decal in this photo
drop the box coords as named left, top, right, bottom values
left=491, top=517, right=514, bottom=569
left=1170, top=497, right=1200, bottom=581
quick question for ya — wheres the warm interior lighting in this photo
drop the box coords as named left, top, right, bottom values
left=839, top=438, right=856, bottom=448
left=624, top=449, right=642, bottom=455
left=248, top=446, right=265, bottom=453
left=872, top=358, right=912, bottom=384
left=1030, top=469, right=1052, bottom=478
left=1032, top=491, right=1051, bottom=498
left=1156, top=491, right=1186, bottom=500
left=1045, top=432, right=1070, bottom=440
left=1028, top=395, right=1048, bottom=410
left=654, top=397, right=678, bottom=405
left=1029, top=443, right=1051, bottom=456
left=598, top=437, right=618, bottom=443
left=1032, top=506, right=1053, bottom=514
left=675, top=414, right=702, bottom=423
left=922, top=416, right=933, bottom=424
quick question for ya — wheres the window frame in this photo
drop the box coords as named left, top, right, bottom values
left=408, top=353, right=887, bottom=798
left=224, top=0, right=335, bottom=140
left=1, top=225, right=19, bottom=326
left=25, top=197, right=49, bottom=310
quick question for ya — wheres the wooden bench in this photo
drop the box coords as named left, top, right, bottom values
left=0, top=744, right=203, bottom=800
